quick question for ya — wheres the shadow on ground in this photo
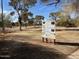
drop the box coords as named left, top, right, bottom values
left=55, top=41, right=79, bottom=46
left=0, top=40, right=69, bottom=59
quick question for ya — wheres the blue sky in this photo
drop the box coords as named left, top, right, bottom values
left=0, top=0, right=61, bottom=22
left=0, top=0, right=11, bottom=12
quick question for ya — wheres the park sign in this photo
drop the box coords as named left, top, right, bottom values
left=42, top=19, right=56, bottom=43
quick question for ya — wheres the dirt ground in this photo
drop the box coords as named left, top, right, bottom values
left=0, top=27, right=79, bottom=59
left=0, top=40, right=69, bottom=59
left=56, top=31, right=79, bottom=40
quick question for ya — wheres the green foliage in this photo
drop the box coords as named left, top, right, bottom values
left=9, top=0, right=37, bottom=13
left=0, top=14, right=12, bottom=27
left=56, top=17, right=79, bottom=27
left=9, top=0, right=36, bottom=30
left=4, top=14, right=12, bottom=27
left=50, top=12, right=61, bottom=17
left=0, top=20, right=11, bottom=27
left=50, top=12, right=62, bottom=20
left=74, top=18, right=79, bottom=26
left=35, top=15, right=44, bottom=20
left=0, top=14, right=4, bottom=27
left=0, top=21, right=3, bottom=27
left=50, top=12, right=79, bottom=27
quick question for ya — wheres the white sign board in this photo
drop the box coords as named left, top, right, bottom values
left=42, top=19, right=56, bottom=42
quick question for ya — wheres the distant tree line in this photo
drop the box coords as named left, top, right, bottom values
left=0, top=14, right=12, bottom=28
left=56, top=17, right=79, bottom=27
left=50, top=12, right=79, bottom=27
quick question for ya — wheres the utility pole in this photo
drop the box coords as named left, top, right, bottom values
left=1, top=0, right=5, bottom=32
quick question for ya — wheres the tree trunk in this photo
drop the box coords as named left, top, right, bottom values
left=1, top=0, right=5, bottom=32
left=18, top=15, right=22, bottom=31
left=17, top=0, right=22, bottom=31
left=17, top=10, right=22, bottom=31
left=20, top=23, right=22, bottom=31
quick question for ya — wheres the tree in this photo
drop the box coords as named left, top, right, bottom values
left=9, top=0, right=36, bottom=31
left=56, top=14, right=78, bottom=27
left=49, top=12, right=62, bottom=23
left=1, top=0, right=5, bottom=32
left=61, top=0, right=79, bottom=17
left=0, top=13, right=5, bottom=27
left=35, top=15, right=44, bottom=20
left=9, top=0, right=60, bottom=30
left=0, top=13, right=12, bottom=28
left=21, top=12, right=33, bottom=27
left=71, top=0, right=79, bottom=13
left=4, top=14, right=12, bottom=28
left=34, top=15, right=44, bottom=26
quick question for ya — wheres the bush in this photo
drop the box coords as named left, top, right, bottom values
left=56, top=19, right=78, bottom=27
left=0, top=21, right=3, bottom=27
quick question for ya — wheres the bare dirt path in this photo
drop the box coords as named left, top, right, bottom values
left=0, top=40, right=69, bottom=59
left=0, top=27, right=79, bottom=59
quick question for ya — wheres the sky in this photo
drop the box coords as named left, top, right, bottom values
left=0, top=0, right=61, bottom=22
